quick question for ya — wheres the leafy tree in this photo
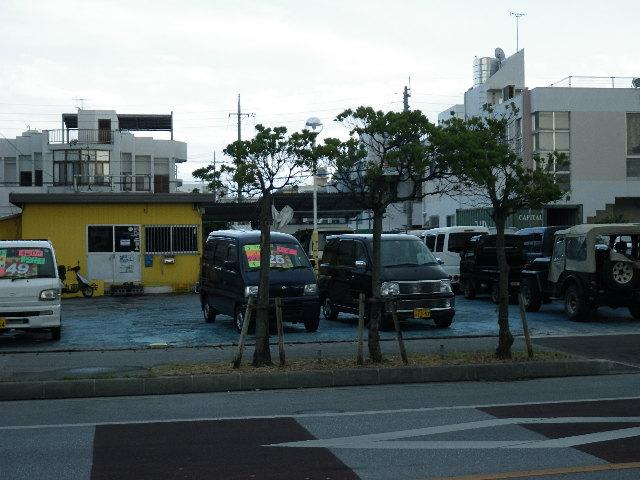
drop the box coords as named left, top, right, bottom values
left=319, top=107, right=449, bottom=363
left=430, top=105, right=567, bottom=359
left=222, top=125, right=317, bottom=366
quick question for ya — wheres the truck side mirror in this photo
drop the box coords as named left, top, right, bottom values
left=436, top=258, right=445, bottom=265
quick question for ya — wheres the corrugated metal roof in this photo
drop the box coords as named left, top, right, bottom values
left=9, top=193, right=216, bottom=206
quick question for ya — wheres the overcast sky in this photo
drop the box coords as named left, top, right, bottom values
left=1, top=0, right=638, bottom=182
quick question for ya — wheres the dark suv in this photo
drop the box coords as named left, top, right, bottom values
left=318, top=234, right=455, bottom=329
left=460, top=233, right=527, bottom=302
left=200, top=230, right=320, bottom=332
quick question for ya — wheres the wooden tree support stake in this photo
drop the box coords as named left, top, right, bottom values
left=232, top=297, right=254, bottom=369
left=518, top=292, right=534, bottom=359
left=356, top=292, right=365, bottom=365
left=275, top=297, right=286, bottom=366
left=391, top=298, right=408, bottom=365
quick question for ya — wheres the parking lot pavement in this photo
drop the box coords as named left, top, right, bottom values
left=1, top=293, right=639, bottom=352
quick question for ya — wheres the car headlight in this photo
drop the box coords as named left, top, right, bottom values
left=244, top=286, right=259, bottom=298
left=381, top=281, right=400, bottom=297
left=440, top=279, right=452, bottom=293
left=303, top=283, right=318, bottom=295
left=40, top=289, right=60, bottom=301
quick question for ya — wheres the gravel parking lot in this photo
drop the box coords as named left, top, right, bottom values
left=1, top=293, right=639, bottom=352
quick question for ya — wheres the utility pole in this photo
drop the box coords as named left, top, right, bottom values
left=228, top=94, right=255, bottom=201
left=510, top=12, right=526, bottom=52
left=403, top=81, right=412, bottom=230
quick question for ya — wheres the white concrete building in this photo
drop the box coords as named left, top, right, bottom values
left=0, top=109, right=187, bottom=217
left=424, top=49, right=640, bottom=228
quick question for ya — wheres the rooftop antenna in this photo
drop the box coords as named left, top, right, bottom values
left=72, top=97, right=88, bottom=110
left=509, top=12, right=526, bottom=52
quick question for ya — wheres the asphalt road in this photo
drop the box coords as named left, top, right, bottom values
left=2, top=374, right=640, bottom=479
left=1, top=293, right=639, bottom=352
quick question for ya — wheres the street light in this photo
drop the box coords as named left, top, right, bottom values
left=305, top=117, right=323, bottom=269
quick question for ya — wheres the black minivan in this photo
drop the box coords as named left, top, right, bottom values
left=200, top=230, right=320, bottom=332
left=319, top=234, right=455, bottom=329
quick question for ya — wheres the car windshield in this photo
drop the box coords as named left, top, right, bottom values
left=381, top=239, right=438, bottom=267
left=242, top=242, right=311, bottom=270
left=0, top=247, right=56, bottom=279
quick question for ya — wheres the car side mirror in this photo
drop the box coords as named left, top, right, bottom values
left=355, top=260, right=367, bottom=269
left=436, top=258, right=445, bottom=265
left=223, top=260, right=238, bottom=272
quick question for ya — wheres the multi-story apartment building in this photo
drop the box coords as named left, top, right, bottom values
left=424, top=49, right=640, bottom=228
left=0, top=109, right=187, bottom=217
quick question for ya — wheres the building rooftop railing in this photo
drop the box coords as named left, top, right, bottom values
left=548, top=76, right=638, bottom=89
left=48, top=129, right=114, bottom=145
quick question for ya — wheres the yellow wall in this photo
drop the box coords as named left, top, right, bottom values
left=20, top=203, right=202, bottom=292
left=0, top=215, right=21, bottom=240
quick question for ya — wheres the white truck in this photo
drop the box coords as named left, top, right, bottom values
left=0, top=240, right=62, bottom=340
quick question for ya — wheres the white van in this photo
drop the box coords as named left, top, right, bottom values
left=0, top=240, right=62, bottom=340
left=421, top=226, right=489, bottom=290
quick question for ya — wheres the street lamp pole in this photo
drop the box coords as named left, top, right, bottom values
left=305, top=117, right=323, bottom=269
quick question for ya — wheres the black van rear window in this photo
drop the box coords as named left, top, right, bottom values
left=0, top=247, right=56, bottom=279
left=243, top=243, right=310, bottom=269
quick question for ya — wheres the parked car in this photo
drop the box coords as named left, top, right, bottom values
left=516, top=226, right=570, bottom=262
left=459, top=233, right=527, bottom=302
left=0, top=240, right=62, bottom=340
left=199, top=230, right=320, bottom=332
left=318, top=234, right=455, bottom=329
left=520, top=224, right=640, bottom=320
left=293, top=226, right=354, bottom=266
left=420, top=226, right=490, bottom=292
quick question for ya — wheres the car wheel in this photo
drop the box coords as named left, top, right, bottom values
left=611, top=261, right=634, bottom=286
left=490, top=283, right=500, bottom=304
left=235, top=305, right=254, bottom=334
left=463, top=280, right=476, bottom=300
left=51, top=326, right=61, bottom=341
left=322, top=297, right=339, bottom=321
left=520, top=278, right=542, bottom=312
left=304, top=313, right=320, bottom=332
left=564, top=284, right=590, bottom=321
left=203, top=301, right=216, bottom=323
left=629, top=303, right=640, bottom=320
left=434, top=317, right=453, bottom=328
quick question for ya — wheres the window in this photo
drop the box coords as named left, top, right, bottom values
left=213, top=240, right=229, bottom=266
left=424, top=235, right=436, bottom=251
left=154, top=157, right=170, bottom=193
left=532, top=111, right=571, bottom=191
left=552, top=237, right=565, bottom=261
left=322, top=240, right=338, bottom=265
left=3, top=157, right=16, bottom=184
left=53, top=149, right=110, bottom=186
left=34, top=153, right=43, bottom=186
left=627, top=113, right=640, bottom=179
left=144, top=225, right=198, bottom=254
left=0, top=247, right=56, bottom=279
left=565, top=236, right=587, bottom=261
left=381, top=239, right=437, bottom=267
left=34, top=170, right=43, bottom=187
left=121, top=153, right=133, bottom=191
left=521, top=233, right=543, bottom=255
left=20, top=171, right=32, bottom=186
left=242, top=242, right=310, bottom=270
left=354, top=241, right=368, bottom=263
left=337, top=240, right=355, bottom=267
left=428, top=215, right=439, bottom=228
left=446, top=215, right=455, bottom=227
left=435, top=234, right=445, bottom=252
left=88, top=226, right=114, bottom=252
left=135, top=155, right=151, bottom=191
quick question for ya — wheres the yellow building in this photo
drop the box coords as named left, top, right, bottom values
left=8, top=193, right=214, bottom=294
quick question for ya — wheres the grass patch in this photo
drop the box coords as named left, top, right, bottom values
left=151, top=350, right=569, bottom=377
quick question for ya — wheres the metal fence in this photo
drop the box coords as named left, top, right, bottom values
left=48, top=129, right=115, bottom=145
left=549, top=76, right=637, bottom=89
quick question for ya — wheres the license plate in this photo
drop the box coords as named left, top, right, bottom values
left=0, top=317, right=5, bottom=329
left=414, top=308, right=431, bottom=319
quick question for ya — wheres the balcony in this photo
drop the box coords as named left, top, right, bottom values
left=48, top=129, right=114, bottom=145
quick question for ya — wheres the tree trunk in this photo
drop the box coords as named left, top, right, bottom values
left=253, top=193, right=273, bottom=367
left=368, top=207, right=384, bottom=363
left=494, top=215, right=514, bottom=359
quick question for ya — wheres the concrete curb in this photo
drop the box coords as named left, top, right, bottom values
left=0, top=359, right=635, bottom=401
